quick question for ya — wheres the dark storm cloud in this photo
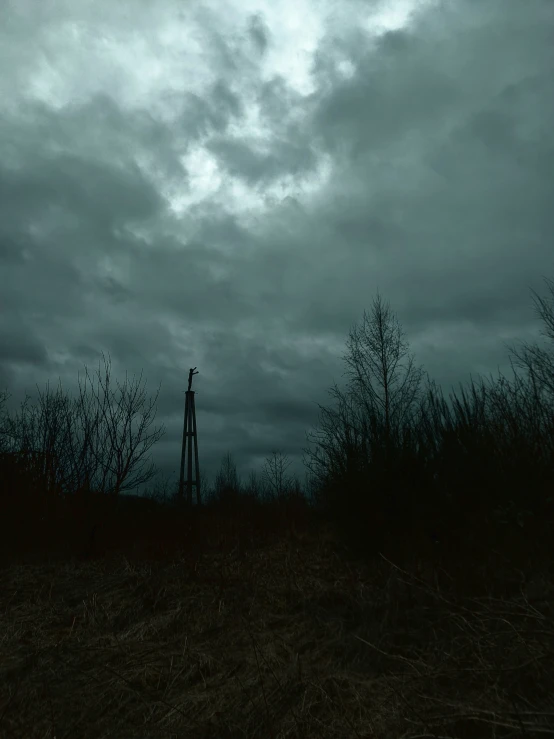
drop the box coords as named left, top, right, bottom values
left=207, top=135, right=319, bottom=185
left=248, top=14, right=270, bottom=55
left=1, top=0, right=553, bottom=490
left=179, top=84, right=244, bottom=139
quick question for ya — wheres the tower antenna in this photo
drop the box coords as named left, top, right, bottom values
left=178, top=367, right=201, bottom=506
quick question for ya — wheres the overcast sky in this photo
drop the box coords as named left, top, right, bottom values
left=1, top=0, right=553, bottom=494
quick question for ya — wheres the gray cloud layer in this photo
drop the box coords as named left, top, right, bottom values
left=1, top=0, right=553, bottom=490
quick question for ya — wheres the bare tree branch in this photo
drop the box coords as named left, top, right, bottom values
left=0, top=352, right=165, bottom=502
left=261, top=450, right=294, bottom=500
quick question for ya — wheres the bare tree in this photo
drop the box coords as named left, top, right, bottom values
left=213, top=451, right=241, bottom=503
left=261, top=449, right=294, bottom=500
left=79, top=353, right=165, bottom=497
left=0, top=352, right=165, bottom=500
left=341, top=292, right=426, bottom=458
left=0, top=389, right=10, bottom=453
left=503, top=276, right=554, bottom=405
left=1, top=385, right=74, bottom=497
left=244, top=469, right=267, bottom=500
left=304, top=292, right=426, bottom=496
left=303, top=379, right=374, bottom=508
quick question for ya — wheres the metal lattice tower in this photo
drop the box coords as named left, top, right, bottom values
left=178, top=367, right=201, bottom=506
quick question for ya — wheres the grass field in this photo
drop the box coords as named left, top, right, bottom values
left=1, top=502, right=553, bottom=739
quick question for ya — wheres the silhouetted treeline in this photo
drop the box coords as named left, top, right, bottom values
left=1, top=278, right=553, bottom=568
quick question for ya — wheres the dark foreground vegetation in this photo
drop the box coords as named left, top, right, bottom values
left=1, top=277, right=554, bottom=738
